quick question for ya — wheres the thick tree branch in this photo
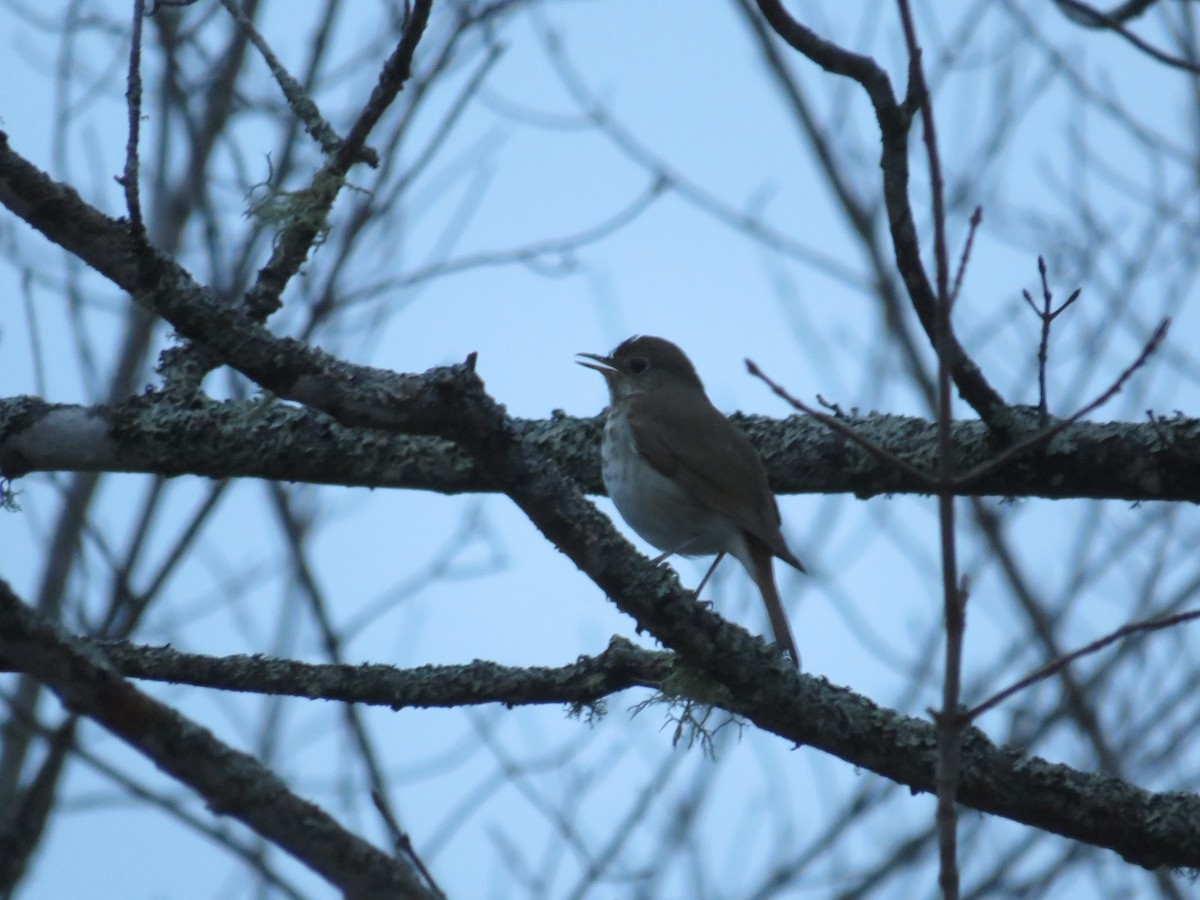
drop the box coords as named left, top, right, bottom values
left=2, top=604, right=1198, bottom=870
left=3, top=396, right=1198, bottom=503
left=0, top=580, right=432, bottom=899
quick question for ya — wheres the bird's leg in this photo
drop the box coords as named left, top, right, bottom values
left=693, top=552, right=725, bottom=598
left=649, top=539, right=722, bottom=603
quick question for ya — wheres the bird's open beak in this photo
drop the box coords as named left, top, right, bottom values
left=576, top=352, right=617, bottom=382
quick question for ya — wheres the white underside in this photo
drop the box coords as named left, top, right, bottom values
left=602, top=407, right=754, bottom=573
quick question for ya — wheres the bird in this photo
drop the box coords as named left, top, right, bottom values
left=577, top=335, right=804, bottom=666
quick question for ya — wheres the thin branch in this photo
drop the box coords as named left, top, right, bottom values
left=537, top=21, right=868, bottom=293
left=1055, top=0, right=1200, bottom=74
left=950, top=206, right=983, bottom=307
left=965, top=609, right=1200, bottom=721
left=895, top=0, right=963, bottom=894
left=0, top=717, right=74, bottom=894
left=120, top=0, right=147, bottom=237
left=241, top=0, right=434, bottom=320
left=217, top=0, right=356, bottom=161
left=372, top=791, right=446, bottom=899
left=745, top=360, right=941, bottom=491
left=754, top=0, right=1009, bottom=428
left=375, top=175, right=669, bottom=293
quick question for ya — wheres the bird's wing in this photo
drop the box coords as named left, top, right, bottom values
left=626, top=390, right=804, bottom=571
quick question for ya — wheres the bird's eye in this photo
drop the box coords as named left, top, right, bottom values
left=629, top=357, right=649, bottom=374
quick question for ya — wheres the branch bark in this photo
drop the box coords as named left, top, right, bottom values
left=4, top=396, right=1198, bottom=503
left=1, top=620, right=1196, bottom=871
left=0, top=580, right=433, bottom=899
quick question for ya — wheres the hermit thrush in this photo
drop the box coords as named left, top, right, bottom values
left=578, top=335, right=804, bottom=666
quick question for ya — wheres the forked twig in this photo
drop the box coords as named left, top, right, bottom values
left=953, top=317, right=1170, bottom=489
left=1022, top=256, right=1082, bottom=423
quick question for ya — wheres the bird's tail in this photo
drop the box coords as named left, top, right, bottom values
left=748, top=540, right=801, bottom=669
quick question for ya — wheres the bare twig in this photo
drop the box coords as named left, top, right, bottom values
left=1055, top=0, right=1200, bottom=74
left=120, top=0, right=147, bottom=237
left=950, top=207, right=983, bottom=308
left=372, top=176, right=669, bottom=295
left=745, top=360, right=940, bottom=491
left=217, top=0, right=357, bottom=162
left=372, top=791, right=445, bottom=898
left=966, top=609, right=1200, bottom=721
left=895, top=0, right=964, bottom=893
left=536, top=18, right=868, bottom=293
left=0, top=634, right=672, bottom=707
